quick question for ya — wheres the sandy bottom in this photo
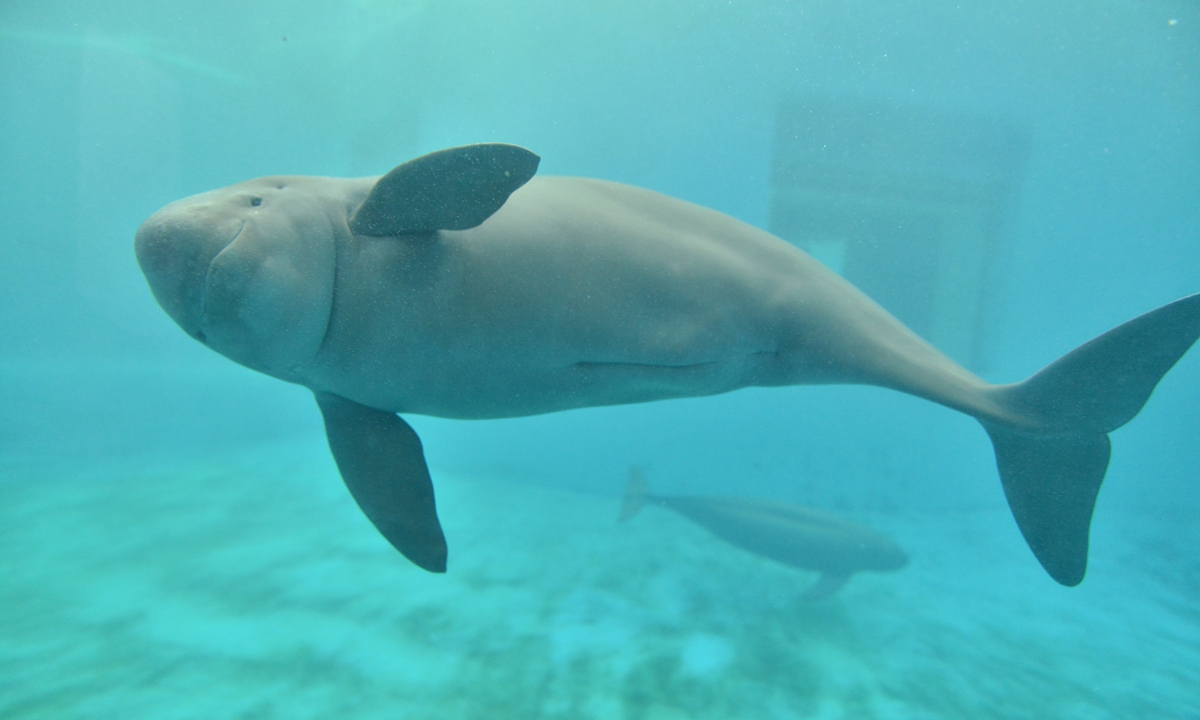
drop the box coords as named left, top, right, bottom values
left=2, top=437, right=1197, bottom=720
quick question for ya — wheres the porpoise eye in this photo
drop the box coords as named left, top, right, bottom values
left=250, top=197, right=263, bottom=207
left=195, top=331, right=207, bottom=343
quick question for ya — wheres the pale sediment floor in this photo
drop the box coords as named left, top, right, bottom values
left=1, top=438, right=1197, bottom=720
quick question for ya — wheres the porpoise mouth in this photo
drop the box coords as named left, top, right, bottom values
left=209, top=220, right=246, bottom=272
left=198, top=220, right=247, bottom=327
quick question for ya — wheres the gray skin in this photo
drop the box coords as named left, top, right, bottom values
left=135, top=144, right=1200, bottom=584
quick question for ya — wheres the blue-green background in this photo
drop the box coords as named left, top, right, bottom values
left=2, top=2, right=1198, bottom=718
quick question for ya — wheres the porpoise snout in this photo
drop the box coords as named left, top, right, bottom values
left=872, top=542, right=909, bottom=572
left=135, top=207, right=245, bottom=337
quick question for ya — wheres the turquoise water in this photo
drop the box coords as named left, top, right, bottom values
left=2, top=2, right=1199, bottom=718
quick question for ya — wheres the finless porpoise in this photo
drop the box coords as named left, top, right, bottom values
left=619, top=468, right=908, bottom=599
left=134, top=143, right=1200, bottom=584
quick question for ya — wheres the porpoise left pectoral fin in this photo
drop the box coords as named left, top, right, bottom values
left=314, top=392, right=447, bottom=572
left=801, top=572, right=852, bottom=601
left=349, top=143, right=540, bottom=237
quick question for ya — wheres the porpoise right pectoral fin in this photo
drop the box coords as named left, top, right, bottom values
left=349, top=143, right=540, bottom=237
left=314, top=392, right=447, bottom=573
left=802, top=572, right=852, bottom=601
left=618, top=466, right=651, bottom=522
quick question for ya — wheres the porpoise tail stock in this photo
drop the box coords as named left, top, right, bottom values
left=134, top=142, right=1199, bottom=585
left=618, top=467, right=908, bottom=599
left=973, top=294, right=1200, bottom=586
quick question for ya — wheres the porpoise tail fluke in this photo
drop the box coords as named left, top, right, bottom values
left=619, top=466, right=651, bottom=522
left=981, top=293, right=1200, bottom=586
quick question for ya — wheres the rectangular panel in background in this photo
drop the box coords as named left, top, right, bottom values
left=770, top=95, right=1030, bottom=371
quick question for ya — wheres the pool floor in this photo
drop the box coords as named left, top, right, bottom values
left=2, top=437, right=1197, bottom=719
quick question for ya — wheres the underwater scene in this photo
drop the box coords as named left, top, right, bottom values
left=2, top=1, right=1199, bottom=718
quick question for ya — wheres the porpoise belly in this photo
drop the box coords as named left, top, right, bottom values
left=398, top=353, right=785, bottom=418
left=662, top=497, right=892, bottom=573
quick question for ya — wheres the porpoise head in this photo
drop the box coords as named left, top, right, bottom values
left=864, top=538, right=909, bottom=572
left=134, top=176, right=340, bottom=380
left=135, top=144, right=540, bottom=385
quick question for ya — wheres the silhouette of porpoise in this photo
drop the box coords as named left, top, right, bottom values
left=134, top=142, right=1200, bottom=584
left=619, top=468, right=908, bottom=599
